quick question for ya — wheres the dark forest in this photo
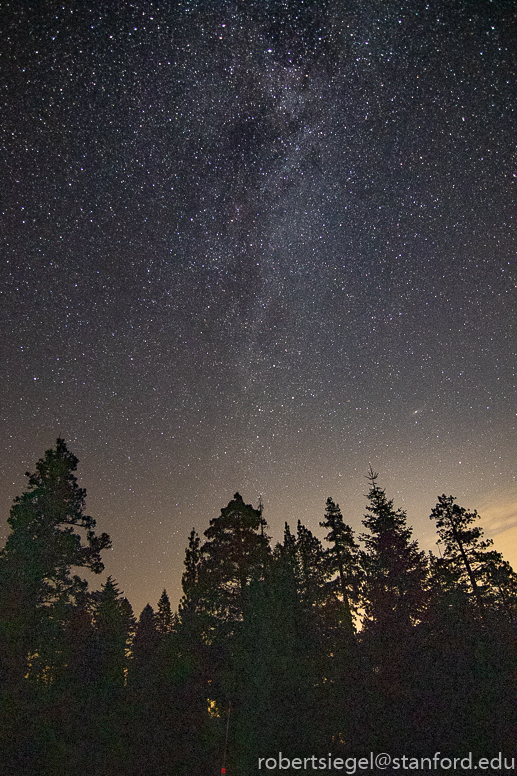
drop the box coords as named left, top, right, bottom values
left=0, top=440, right=515, bottom=775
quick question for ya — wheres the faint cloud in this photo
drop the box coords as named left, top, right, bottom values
left=479, top=496, right=517, bottom=537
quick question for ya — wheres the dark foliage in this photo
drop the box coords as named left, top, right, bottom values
left=0, top=445, right=515, bottom=775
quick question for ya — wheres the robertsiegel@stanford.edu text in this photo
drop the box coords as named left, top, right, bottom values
left=257, top=752, right=516, bottom=772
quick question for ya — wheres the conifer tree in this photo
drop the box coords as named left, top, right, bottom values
left=275, top=521, right=330, bottom=608
left=131, top=604, right=161, bottom=687
left=156, top=589, right=175, bottom=634
left=59, top=593, right=97, bottom=694
left=357, top=470, right=430, bottom=751
left=193, top=493, right=270, bottom=631
left=91, top=576, right=134, bottom=690
left=281, top=521, right=297, bottom=556
left=1, top=439, right=111, bottom=602
left=361, top=468, right=428, bottom=643
left=295, top=520, right=328, bottom=608
left=430, top=494, right=517, bottom=621
left=233, top=557, right=324, bottom=770
left=320, top=497, right=360, bottom=634
left=412, top=496, right=517, bottom=755
left=179, top=529, right=202, bottom=610
left=0, top=439, right=111, bottom=685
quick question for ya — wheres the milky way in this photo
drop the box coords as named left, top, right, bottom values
left=1, top=0, right=515, bottom=615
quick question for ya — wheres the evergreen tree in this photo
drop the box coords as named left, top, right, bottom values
left=178, top=528, right=211, bottom=646
left=406, top=495, right=517, bottom=756
left=129, top=604, right=162, bottom=694
left=361, top=468, right=428, bottom=638
left=430, top=494, right=517, bottom=621
left=320, top=497, right=361, bottom=634
left=179, top=529, right=202, bottom=617
left=174, top=495, right=273, bottom=773
left=318, top=498, right=365, bottom=748
left=91, top=576, right=134, bottom=691
left=1, top=438, right=111, bottom=603
left=192, top=493, right=270, bottom=633
left=0, top=439, right=111, bottom=686
left=156, top=589, right=175, bottom=634
left=358, top=471, right=428, bottom=751
left=233, top=558, right=324, bottom=772
left=295, top=520, right=329, bottom=608
left=269, top=522, right=352, bottom=756
left=281, top=521, right=297, bottom=557
left=275, top=520, right=332, bottom=612
left=59, top=593, right=98, bottom=694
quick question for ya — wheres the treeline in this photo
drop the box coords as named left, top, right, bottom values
left=0, top=439, right=515, bottom=775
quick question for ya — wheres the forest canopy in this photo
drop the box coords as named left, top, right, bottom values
left=0, top=440, right=515, bottom=776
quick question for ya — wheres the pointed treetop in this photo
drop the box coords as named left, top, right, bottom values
left=138, top=603, right=156, bottom=624
left=157, top=588, right=174, bottom=633
left=366, top=465, right=378, bottom=486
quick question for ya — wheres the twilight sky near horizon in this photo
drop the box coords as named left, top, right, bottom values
left=1, top=0, right=515, bottom=617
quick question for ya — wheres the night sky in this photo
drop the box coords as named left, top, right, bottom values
left=2, top=0, right=515, bottom=618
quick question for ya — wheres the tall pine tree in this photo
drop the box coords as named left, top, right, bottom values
left=361, top=468, right=428, bottom=639
left=430, top=494, right=517, bottom=622
left=0, top=439, right=111, bottom=686
left=190, top=493, right=270, bottom=633
left=320, top=497, right=360, bottom=636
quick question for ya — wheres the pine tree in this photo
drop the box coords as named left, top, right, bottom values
left=175, top=495, right=272, bottom=771
left=295, top=520, right=329, bottom=608
left=233, top=557, right=324, bottom=770
left=320, top=497, right=360, bottom=634
left=195, top=493, right=270, bottom=630
left=0, top=439, right=111, bottom=685
left=156, top=589, right=175, bottom=634
left=59, top=593, right=98, bottom=694
left=271, top=520, right=349, bottom=750
left=357, top=470, right=430, bottom=751
left=275, top=521, right=330, bottom=609
left=361, top=468, right=428, bottom=643
left=131, top=604, right=161, bottom=688
left=178, top=527, right=209, bottom=642
left=1, top=439, right=111, bottom=602
left=412, top=496, right=517, bottom=755
left=91, top=576, right=134, bottom=690
left=180, top=529, right=202, bottom=604
left=430, top=494, right=517, bottom=621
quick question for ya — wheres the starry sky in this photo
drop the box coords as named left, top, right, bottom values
left=1, top=0, right=515, bottom=617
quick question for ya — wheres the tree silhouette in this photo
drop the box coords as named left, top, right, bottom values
left=358, top=469, right=430, bottom=750
left=361, top=468, right=428, bottom=639
left=320, top=497, right=361, bottom=636
left=430, top=494, right=517, bottom=621
left=0, top=439, right=111, bottom=686
left=190, top=493, right=270, bottom=635
left=1, top=461, right=515, bottom=773
left=156, top=589, right=175, bottom=634
left=91, top=576, right=134, bottom=691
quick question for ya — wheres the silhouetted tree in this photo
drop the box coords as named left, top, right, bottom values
left=0, top=439, right=111, bottom=687
left=156, top=589, right=175, bottom=634
left=184, top=493, right=270, bottom=637
left=131, top=604, right=161, bottom=682
left=91, top=576, right=134, bottom=691
left=233, top=552, right=327, bottom=772
left=295, top=520, right=328, bottom=608
left=361, top=468, right=428, bottom=641
left=178, top=529, right=203, bottom=623
left=358, top=469, right=429, bottom=750
left=320, top=497, right=361, bottom=635
left=430, top=494, right=517, bottom=621
left=58, top=592, right=98, bottom=694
